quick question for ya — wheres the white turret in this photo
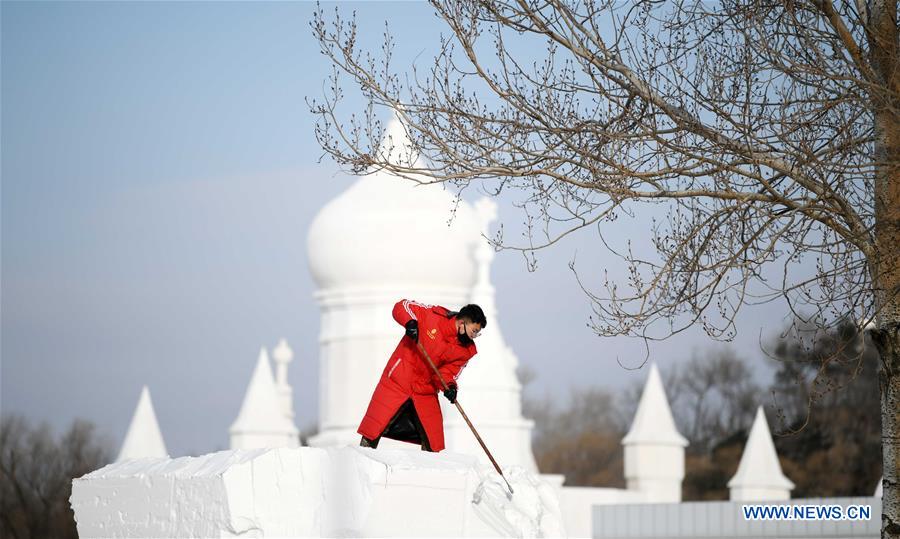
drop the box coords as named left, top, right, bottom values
left=271, top=338, right=296, bottom=421
left=229, top=348, right=299, bottom=449
left=622, top=363, right=688, bottom=502
left=117, top=386, right=168, bottom=462
left=442, top=197, right=538, bottom=472
left=728, top=406, right=794, bottom=501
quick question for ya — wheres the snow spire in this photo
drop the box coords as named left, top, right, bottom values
left=116, top=386, right=168, bottom=462
left=443, top=196, right=538, bottom=472
left=229, top=347, right=299, bottom=450
left=622, top=363, right=688, bottom=447
left=271, top=338, right=296, bottom=421
left=622, top=363, right=687, bottom=502
left=470, top=197, right=499, bottom=317
left=728, top=406, right=795, bottom=501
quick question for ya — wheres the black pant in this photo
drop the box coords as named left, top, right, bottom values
left=360, top=399, right=432, bottom=451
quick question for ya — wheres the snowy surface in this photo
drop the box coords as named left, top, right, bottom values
left=472, top=467, right=565, bottom=538
left=71, top=446, right=566, bottom=538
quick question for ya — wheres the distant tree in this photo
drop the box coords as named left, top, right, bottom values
left=648, top=350, right=761, bottom=500
left=683, top=434, right=746, bottom=501
left=518, top=364, right=625, bottom=486
left=665, top=331, right=880, bottom=499
left=0, top=415, right=113, bottom=539
left=610, top=377, right=643, bottom=436
left=769, top=320, right=883, bottom=497
left=517, top=364, right=552, bottom=444
left=527, top=387, right=626, bottom=487
left=522, top=352, right=757, bottom=494
left=522, top=337, right=877, bottom=498
left=666, top=349, right=761, bottom=455
left=311, top=1, right=899, bottom=534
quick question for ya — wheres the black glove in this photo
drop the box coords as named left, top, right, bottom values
left=443, top=384, right=458, bottom=404
left=404, top=320, right=419, bottom=341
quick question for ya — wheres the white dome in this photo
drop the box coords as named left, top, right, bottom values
left=308, top=116, right=480, bottom=292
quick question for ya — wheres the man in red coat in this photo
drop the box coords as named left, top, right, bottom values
left=357, top=299, right=486, bottom=452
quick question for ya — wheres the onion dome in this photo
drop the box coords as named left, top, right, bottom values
left=307, top=114, right=481, bottom=294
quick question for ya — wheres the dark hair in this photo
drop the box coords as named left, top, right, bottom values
left=457, top=304, right=487, bottom=328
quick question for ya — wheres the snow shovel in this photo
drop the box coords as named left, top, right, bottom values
left=415, top=341, right=515, bottom=497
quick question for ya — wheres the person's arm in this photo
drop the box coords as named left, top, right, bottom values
left=392, top=299, right=431, bottom=326
left=435, top=352, right=474, bottom=392
left=392, top=299, right=431, bottom=341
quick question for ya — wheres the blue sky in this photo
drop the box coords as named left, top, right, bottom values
left=2, top=1, right=788, bottom=456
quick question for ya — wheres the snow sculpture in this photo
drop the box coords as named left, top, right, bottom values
left=306, top=114, right=482, bottom=447
left=229, top=347, right=299, bottom=449
left=622, top=363, right=688, bottom=502
left=117, top=386, right=168, bottom=462
left=70, top=447, right=565, bottom=538
left=271, top=338, right=296, bottom=421
left=728, top=406, right=795, bottom=501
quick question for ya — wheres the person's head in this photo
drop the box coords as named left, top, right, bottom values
left=455, top=304, right=486, bottom=345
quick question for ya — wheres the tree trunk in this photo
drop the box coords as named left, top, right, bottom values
left=868, top=1, right=900, bottom=535
left=872, top=326, right=899, bottom=538
left=871, top=103, right=900, bottom=539
left=871, top=108, right=900, bottom=538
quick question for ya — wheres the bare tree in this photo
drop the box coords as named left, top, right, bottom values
left=527, top=386, right=626, bottom=487
left=769, top=319, right=883, bottom=497
left=664, top=349, right=761, bottom=454
left=0, top=415, right=113, bottom=539
left=310, top=0, right=899, bottom=535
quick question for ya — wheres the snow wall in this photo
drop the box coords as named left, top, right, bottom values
left=70, top=446, right=565, bottom=538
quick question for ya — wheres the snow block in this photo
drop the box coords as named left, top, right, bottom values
left=70, top=446, right=565, bottom=538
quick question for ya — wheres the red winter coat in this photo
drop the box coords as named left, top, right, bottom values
left=357, top=299, right=477, bottom=451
